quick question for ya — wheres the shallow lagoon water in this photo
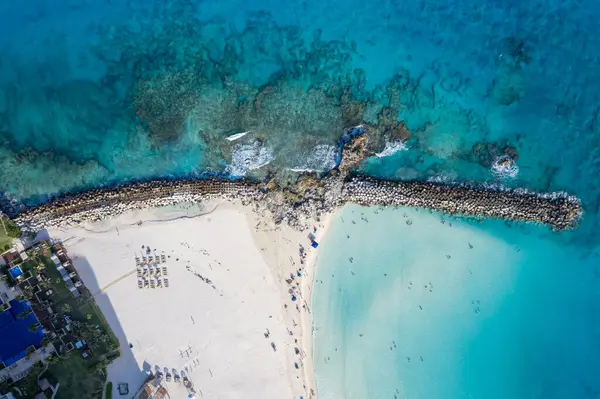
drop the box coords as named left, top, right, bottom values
left=313, top=205, right=600, bottom=398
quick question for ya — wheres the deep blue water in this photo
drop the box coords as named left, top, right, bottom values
left=1, top=0, right=600, bottom=397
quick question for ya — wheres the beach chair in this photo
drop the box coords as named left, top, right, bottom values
left=161, top=254, right=166, bottom=263
left=157, top=279, right=163, bottom=288
left=162, top=267, right=168, bottom=275
left=144, top=279, right=149, bottom=288
left=138, top=280, right=143, bottom=289
left=156, top=269, right=162, bottom=277
left=164, top=279, right=169, bottom=288
left=148, top=256, right=154, bottom=263
left=150, top=280, right=156, bottom=289
left=137, top=270, right=143, bottom=278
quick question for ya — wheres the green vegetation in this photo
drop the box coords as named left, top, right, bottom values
left=0, top=233, right=12, bottom=252
left=25, top=345, right=36, bottom=357
left=32, top=248, right=120, bottom=399
left=0, top=242, right=122, bottom=399
left=0, top=218, right=21, bottom=238
left=105, top=381, right=113, bottom=399
left=13, top=361, right=45, bottom=397
left=17, top=309, right=33, bottom=319
left=42, top=355, right=106, bottom=399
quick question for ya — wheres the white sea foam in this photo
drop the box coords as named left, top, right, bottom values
left=289, top=145, right=337, bottom=173
left=427, top=172, right=458, bottom=183
left=225, top=131, right=252, bottom=142
left=491, top=155, right=519, bottom=178
left=375, top=140, right=408, bottom=158
left=226, top=141, right=275, bottom=176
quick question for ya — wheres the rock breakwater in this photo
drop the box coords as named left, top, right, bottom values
left=6, top=132, right=583, bottom=232
left=343, top=176, right=581, bottom=231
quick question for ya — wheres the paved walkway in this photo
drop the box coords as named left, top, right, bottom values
left=92, top=269, right=137, bottom=297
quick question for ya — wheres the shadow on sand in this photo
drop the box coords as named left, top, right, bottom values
left=30, top=228, right=200, bottom=397
left=66, top=255, right=148, bottom=398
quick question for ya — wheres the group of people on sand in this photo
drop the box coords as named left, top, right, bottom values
left=263, top=234, right=321, bottom=398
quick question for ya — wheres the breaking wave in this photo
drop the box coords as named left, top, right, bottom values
left=491, top=155, right=519, bottom=178
left=225, top=131, right=252, bottom=142
left=375, top=141, right=408, bottom=158
left=226, top=141, right=275, bottom=177
left=288, top=145, right=337, bottom=173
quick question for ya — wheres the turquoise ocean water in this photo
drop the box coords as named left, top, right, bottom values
left=1, top=0, right=600, bottom=397
left=313, top=206, right=600, bottom=398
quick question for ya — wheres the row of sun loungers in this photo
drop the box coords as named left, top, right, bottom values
left=135, top=254, right=167, bottom=266
left=137, top=277, right=169, bottom=289
left=136, top=266, right=168, bottom=278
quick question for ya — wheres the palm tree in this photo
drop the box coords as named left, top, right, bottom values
left=46, top=354, right=60, bottom=365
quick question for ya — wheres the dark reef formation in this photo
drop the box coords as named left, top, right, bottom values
left=8, top=130, right=582, bottom=233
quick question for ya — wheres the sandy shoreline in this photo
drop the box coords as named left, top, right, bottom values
left=46, top=200, right=333, bottom=398
left=299, top=212, right=333, bottom=397
left=238, top=202, right=334, bottom=399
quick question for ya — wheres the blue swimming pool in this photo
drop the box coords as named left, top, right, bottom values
left=8, top=265, right=23, bottom=280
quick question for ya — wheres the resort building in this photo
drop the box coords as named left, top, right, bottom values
left=135, top=378, right=171, bottom=399
left=1, top=249, right=22, bottom=268
left=0, top=294, right=48, bottom=384
left=49, top=253, right=80, bottom=298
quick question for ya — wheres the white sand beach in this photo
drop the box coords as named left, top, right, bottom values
left=47, top=201, right=332, bottom=399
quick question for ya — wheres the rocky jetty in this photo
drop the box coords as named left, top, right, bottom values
left=12, top=180, right=263, bottom=232
left=8, top=129, right=582, bottom=233
left=343, top=176, right=581, bottom=231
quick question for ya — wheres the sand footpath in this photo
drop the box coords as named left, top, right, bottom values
left=47, top=200, right=331, bottom=398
